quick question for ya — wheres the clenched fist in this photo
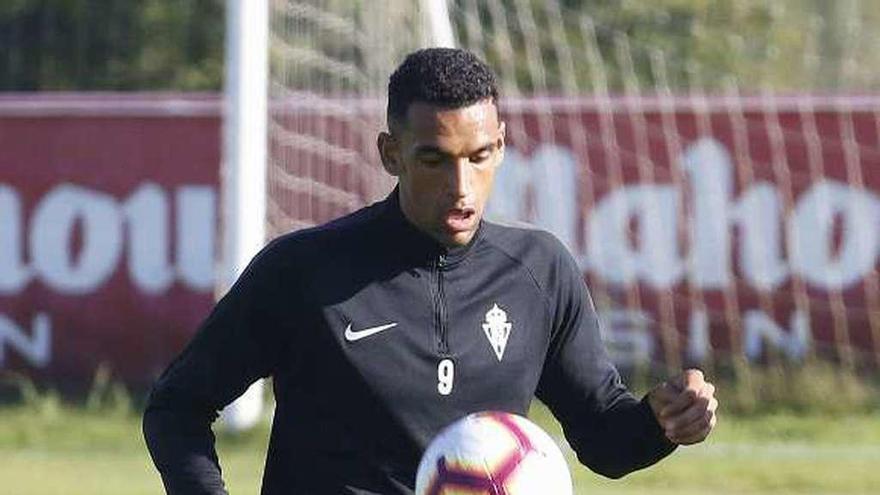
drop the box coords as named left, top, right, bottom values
left=647, top=369, right=718, bottom=445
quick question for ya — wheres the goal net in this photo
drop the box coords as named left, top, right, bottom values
left=266, top=0, right=880, bottom=370
left=266, top=0, right=427, bottom=236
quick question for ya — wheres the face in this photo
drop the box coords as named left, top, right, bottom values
left=378, top=99, right=505, bottom=247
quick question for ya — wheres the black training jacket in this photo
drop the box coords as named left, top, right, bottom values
left=143, top=190, right=676, bottom=494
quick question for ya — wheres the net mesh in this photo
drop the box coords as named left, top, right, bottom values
left=266, top=0, right=880, bottom=369
left=267, top=0, right=423, bottom=235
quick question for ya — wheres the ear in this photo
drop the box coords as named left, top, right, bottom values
left=377, top=131, right=402, bottom=176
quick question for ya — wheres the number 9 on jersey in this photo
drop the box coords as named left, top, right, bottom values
left=437, top=358, right=454, bottom=395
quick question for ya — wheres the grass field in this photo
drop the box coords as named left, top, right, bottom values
left=2, top=399, right=879, bottom=495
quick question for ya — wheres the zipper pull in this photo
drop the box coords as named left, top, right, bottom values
left=437, top=254, right=446, bottom=269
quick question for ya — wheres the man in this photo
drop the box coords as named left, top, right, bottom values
left=144, top=48, right=718, bottom=494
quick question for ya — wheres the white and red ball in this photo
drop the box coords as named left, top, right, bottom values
left=415, top=411, right=573, bottom=495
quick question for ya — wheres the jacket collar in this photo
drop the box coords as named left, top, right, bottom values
left=381, top=187, right=482, bottom=268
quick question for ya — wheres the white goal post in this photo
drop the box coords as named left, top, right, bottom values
left=220, top=0, right=270, bottom=431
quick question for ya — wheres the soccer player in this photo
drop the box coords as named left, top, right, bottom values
left=144, top=48, right=718, bottom=494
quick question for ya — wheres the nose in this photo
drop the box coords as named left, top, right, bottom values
left=448, top=159, right=472, bottom=199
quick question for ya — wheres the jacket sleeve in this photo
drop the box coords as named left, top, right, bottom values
left=534, top=248, right=676, bottom=479
left=143, top=242, right=291, bottom=494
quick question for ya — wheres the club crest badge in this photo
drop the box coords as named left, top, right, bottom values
left=482, top=303, right=512, bottom=361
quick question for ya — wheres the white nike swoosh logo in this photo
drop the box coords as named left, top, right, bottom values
left=344, top=322, right=398, bottom=342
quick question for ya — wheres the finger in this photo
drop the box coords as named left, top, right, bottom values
left=660, top=387, right=698, bottom=418
left=668, top=395, right=718, bottom=434
left=679, top=369, right=705, bottom=390
left=670, top=423, right=711, bottom=445
left=668, top=409, right=716, bottom=445
left=668, top=397, right=718, bottom=443
left=702, top=382, right=717, bottom=415
left=662, top=371, right=709, bottom=418
left=703, top=381, right=716, bottom=401
left=664, top=395, right=712, bottom=432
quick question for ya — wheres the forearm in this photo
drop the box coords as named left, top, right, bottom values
left=571, top=395, right=676, bottom=479
left=539, top=249, right=677, bottom=478
left=143, top=402, right=228, bottom=495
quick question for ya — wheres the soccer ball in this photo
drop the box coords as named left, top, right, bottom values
left=415, top=411, right=573, bottom=495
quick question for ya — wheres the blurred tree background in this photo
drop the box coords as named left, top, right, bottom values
left=0, top=0, right=224, bottom=90
left=451, top=0, right=880, bottom=94
left=1, top=0, right=877, bottom=92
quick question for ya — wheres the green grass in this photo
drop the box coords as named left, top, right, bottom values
left=530, top=402, right=880, bottom=495
left=0, top=406, right=268, bottom=495
left=2, top=402, right=879, bottom=495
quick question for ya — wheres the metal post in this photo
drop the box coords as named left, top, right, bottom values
left=220, top=0, right=270, bottom=431
left=422, top=0, right=456, bottom=47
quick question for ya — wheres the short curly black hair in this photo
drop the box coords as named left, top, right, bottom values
left=387, top=48, right=499, bottom=130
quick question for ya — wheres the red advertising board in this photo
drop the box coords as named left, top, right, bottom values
left=2, top=93, right=879, bottom=389
left=492, top=96, right=880, bottom=368
left=0, top=94, right=221, bottom=389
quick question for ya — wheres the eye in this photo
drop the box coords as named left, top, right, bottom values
left=419, top=154, right=445, bottom=168
left=470, top=148, right=495, bottom=166
left=470, top=152, right=491, bottom=163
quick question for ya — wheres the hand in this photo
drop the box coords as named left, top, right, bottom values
left=647, top=369, right=718, bottom=445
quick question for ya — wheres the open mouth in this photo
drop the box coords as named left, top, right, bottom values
left=443, top=207, right=476, bottom=232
